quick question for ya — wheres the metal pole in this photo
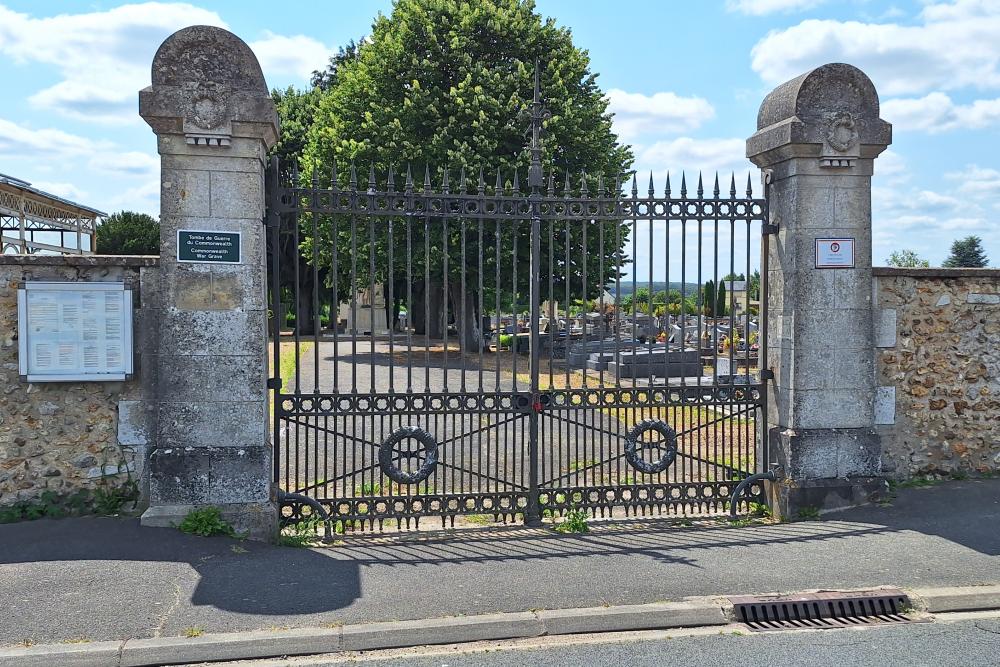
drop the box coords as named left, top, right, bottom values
left=525, top=62, right=547, bottom=527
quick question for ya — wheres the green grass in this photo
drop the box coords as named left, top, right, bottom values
left=554, top=507, right=589, bottom=534
left=277, top=516, right=324, bottom=547
left=795, top=506, right=821, bottom=521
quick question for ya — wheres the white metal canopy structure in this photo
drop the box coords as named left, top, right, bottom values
left=0, top=173, right=104, bottom=255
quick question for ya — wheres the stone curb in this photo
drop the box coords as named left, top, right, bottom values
left=0, top=597, right=727, bottom=667
left=911, top=585, right=1000, bottom=614
left=2, top=587, right=999, bottom=667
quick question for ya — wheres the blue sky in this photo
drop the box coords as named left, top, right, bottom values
left=0, top=0, right=997, bottom=267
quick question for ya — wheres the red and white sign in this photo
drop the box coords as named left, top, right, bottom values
left=815, top=238, right=855, bottom=268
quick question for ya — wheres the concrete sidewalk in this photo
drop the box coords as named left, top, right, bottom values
left=0, top=479, right=997, bottom=649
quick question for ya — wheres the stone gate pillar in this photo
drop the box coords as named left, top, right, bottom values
left=747, top=64, right=891, bottom=518
left=139, top=26, right=279, bottom=539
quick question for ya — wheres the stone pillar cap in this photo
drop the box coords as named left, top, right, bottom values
left=747, top=63, right=891, bottom=167
left=139, top=25, right=279, bottom=149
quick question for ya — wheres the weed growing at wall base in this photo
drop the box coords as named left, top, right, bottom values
left=554, top=507, right=589, bottom=533
left=177, top=506, right=239, bottom=538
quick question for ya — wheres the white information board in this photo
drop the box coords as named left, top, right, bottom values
left=815, top=238, right=855, bottom=268
left=17, top=282, right=133, bottom=382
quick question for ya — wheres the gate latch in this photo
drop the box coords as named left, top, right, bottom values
left=267, top=377, right=283, bottom=390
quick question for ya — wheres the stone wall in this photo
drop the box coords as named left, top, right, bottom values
left=874, top=267, right=1000, bottom=479
left=0, top=255, right=158, bottom=512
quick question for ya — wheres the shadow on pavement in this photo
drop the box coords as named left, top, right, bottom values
left=0, top=517, right=361, bottom=616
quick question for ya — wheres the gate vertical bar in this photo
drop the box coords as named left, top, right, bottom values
left=267, top=156, right=282, bottom=485
left=525, top=62, right=546, bottom=526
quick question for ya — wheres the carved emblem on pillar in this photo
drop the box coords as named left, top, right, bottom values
left=820, top=111, right=860, bottom=168
left=184, top=83, right=232, bottom=147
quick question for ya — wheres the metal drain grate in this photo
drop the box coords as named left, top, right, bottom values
left=729, top=589, right=917, bottom=631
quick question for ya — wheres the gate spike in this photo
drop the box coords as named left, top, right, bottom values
left=630, top=173, right=638, bottom=197
left=697, top=172, right=704, bottom=198
left=580, top=169, right=589, bottom=196
left=423, top=164, right=432, bottom=192
left=291, top=160, right=299, bottom=185
left=547, top=170, right=556, bottom=197
left=348, top=163, right=357, bottom=191
left=713, top=172, right=720, bottom=198
left=746, top=172, right=753, bottom=197
left=459, top=166, right=467, bottom=192
left=495, top=167, right=503, bottom=193
left=597, top=174, right=605, bottom=197
left=680, top=172, right=687, bottom=198
left=442, top=166, right=451, bottom=194
left=330, top=162, right=338, bottom=191
left=386, top=165, right=396, bottom=193
left=730, top=172, right=737, bottom=198
left=368, top=163, right=376, bottom=192
left=477, top=166, right=486, bottom=195
left=647, top=171, right=655, bottom=198
left=404, top=163, right=414, bottom=194
left=565, top=170, right=573, bottom=197
left=312, top=159, right=319, bottom=189
left=665, top=172, right=671, bottom=198
left=512, top=168, right=520, bottom=193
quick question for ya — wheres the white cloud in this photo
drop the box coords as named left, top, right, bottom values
left=0, top=3, right=334, bottom=125
left=88, top=151, right=160, bottom=176
left=638, top=138, right=752, bottom=179
left=0, top=3, right=227, bottom=123
left=30, top=181, right=87, bottom=201
left=726, top=0, right=826, bottom=16
left=249, top=32, right=332, bottom=81
left=0, top=117, right=106, bottom=156
left=750, top=1, right=1000, bottom=95
left=606, top=89, right=714, bottom=142
left=882, top=92, right=1000, bottom=132
left=946, top=165, right=1000, bottom=195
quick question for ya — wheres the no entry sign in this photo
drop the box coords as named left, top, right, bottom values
left=815, top=238, right=855, bottom=268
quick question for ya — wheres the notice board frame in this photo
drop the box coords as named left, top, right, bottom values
left=17, top=281, right=134, bottom=382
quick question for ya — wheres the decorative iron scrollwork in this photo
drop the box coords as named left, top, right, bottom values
left=378, top=426, right=439, bottom=485
left=624, top=420, right=678, bottom=475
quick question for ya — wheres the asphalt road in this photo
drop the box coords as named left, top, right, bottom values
left=0, top=480, right=998, bottom=647
left=192, top=613, right=1000, bottom=667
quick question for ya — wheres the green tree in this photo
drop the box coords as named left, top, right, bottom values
left=886, top=249, right=930, bottom=268
left=716, top=280, right=727, bottom=317
left=95, top=211, right=159, bottom=255
left=748, top=269, right=760, bottom=301
left=942, top=236, right=988, bottom=268
left=702, top=279, right=716, bottom=316
left=300, top=0, right=633, bottom=349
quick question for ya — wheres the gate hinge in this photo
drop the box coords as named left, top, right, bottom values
left=762, top=224, right=779, bottom=235
left=264, top=211, right=280, bottom=228
left=761, top=369, right=774, bottom=381
left=267, top=377, right=283, bottom=390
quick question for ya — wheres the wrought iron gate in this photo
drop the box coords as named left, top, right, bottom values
left=266, top=77, right=770, bottom=531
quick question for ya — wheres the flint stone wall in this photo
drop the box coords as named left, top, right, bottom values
left=0, top=255, right=158, bottom=508
left=874, top=267, right=1000, bottom=478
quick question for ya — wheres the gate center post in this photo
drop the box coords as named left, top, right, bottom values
left=138, top=26, right=281, bottom=539
left=747, top=63, right=891, bottom=519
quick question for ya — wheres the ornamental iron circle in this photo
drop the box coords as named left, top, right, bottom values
left=624, top=420, right=679, bottom=475
left=378, top=426, right=439, bottom=485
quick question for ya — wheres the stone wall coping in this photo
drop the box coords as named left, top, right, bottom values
left=873, top=266, right=1000, bottom=278
left=0, top=254, right=159, bottom=268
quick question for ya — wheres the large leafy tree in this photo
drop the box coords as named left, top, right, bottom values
left=95, top=211, right=159, bottom=255
left=298, top=0, right=633, bottom=349
left=942, top=236, right=988, bottom=268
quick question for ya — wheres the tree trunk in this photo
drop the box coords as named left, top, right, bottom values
left=449, top=282, right=483, bottom=353
left=411, top=280, right=446, bottom=339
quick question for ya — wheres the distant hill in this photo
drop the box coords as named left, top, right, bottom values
left=612, top=281, right=701, bottom=296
